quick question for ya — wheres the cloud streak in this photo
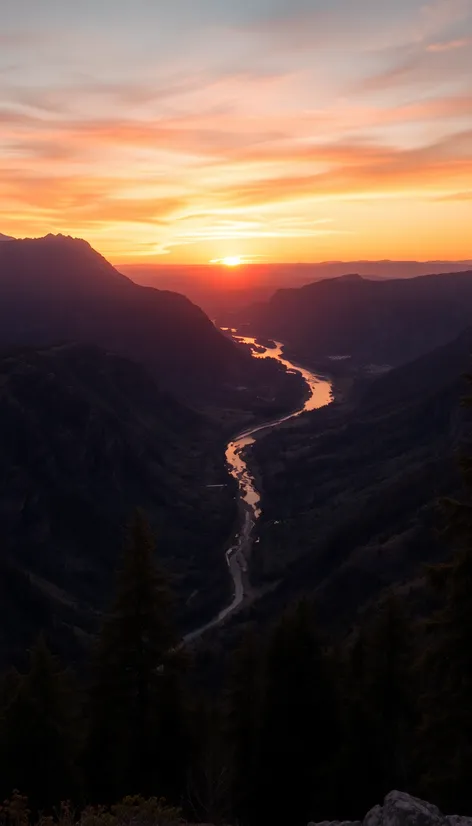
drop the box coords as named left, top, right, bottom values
left=427, top=36, right=472, bottom=50
left=0, top=0, right=471, bottom=261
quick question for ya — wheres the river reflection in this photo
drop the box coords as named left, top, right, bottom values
left=226, top=335, right=332, bottom=519
left=183, top=334, right=332, bottom=642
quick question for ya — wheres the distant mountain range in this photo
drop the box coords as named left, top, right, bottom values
left=122, top=260, right=472, bottom=317
left=239, top=269, right=472, bottom=369
left=123, top=259, right=472, bottom=290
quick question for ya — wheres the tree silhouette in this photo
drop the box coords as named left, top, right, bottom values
left=225, top=629, right=262, bottom=824
left=86, top=511, right=181, bottom=802
left=256, top=600, right=339, bottom=826
left=0, top=636, right=78, bottom=810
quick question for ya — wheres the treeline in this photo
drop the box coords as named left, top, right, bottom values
left=1, top=487, right=472, bottom=826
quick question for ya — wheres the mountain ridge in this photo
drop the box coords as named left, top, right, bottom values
left=0, top=234, right=304, bottom=416
left=240, top=267, right=472, bottom=370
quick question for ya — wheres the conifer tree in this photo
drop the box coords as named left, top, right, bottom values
left=369, top=596, right=414, bottom=787
left=187, top=700, right=231, bottom=826
left=256, top=600, right=339, bottom=826
left=338, top=596, right=414, bottom=816
left=225, top=629, right=262, bottom=825
left=157, top=658, right=191, bottom=805
left=86, top=511, right=182, bottom=803
left=0, top=636, right=78, bottom=810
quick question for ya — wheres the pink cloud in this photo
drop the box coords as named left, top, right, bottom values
left=213, top=130, right=472, bottom=208
left=427, top=37, right=472, bottom=50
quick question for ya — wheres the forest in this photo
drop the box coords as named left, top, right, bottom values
left=2, top=425, right=472, bottom=826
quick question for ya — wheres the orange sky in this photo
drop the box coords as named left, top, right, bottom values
left=1, top=0, right=472, bottom=263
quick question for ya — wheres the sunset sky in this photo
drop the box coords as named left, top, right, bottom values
left=1, top=0, right=472, bottom=263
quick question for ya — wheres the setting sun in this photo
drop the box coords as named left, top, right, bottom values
left=222, top=256, right=242, bottom=267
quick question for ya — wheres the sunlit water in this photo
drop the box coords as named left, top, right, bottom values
left=225, top=337, right=332, bottom=519
left=183, top=334, right=333, bottom=643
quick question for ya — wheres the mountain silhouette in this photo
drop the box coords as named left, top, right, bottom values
left=0, top=234, right=259, bottom=407
left=245, top=270, right=472, bottom=367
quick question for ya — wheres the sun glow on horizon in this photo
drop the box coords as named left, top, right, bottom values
left=1, top=1, right=472, bottom=262
left=210, top=256, right=244, bottom=267
left=222, top=256, right=242, bottom=267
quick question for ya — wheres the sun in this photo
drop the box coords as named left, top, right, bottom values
left=209, top=255, right=244, bottom=267
left=222, top=256, right=241, bottom=267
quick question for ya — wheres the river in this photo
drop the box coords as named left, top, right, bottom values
left=183, top=335, right=333, bottom=644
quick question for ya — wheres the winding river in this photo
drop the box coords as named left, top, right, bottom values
left=183, top=335, right=333, bottom=644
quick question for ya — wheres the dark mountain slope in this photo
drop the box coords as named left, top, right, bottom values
left=242, top=270, right=472, bottom=369
left=246, top=329, right=472, bottom=631
left=0, top=235, right=301, bottom=414
left=0, top=343, right=235, bottom=666
left=0, top=233, right=129, bottom=293
left=360, top=327, right=472, bottom=411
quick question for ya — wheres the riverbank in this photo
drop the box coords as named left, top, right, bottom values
left=183, top=334, right=334, bottom=644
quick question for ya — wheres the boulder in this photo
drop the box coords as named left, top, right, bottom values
left=308, top=791, right=472, bottom=826
left=382, top=792, right=445, bottom=826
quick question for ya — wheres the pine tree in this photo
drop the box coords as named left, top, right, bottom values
left=338, top=596, right=415, bottom=817
left=336, top=627, right=376, bottom=818
left=0, top=636, right=78, bottom=810
left=157, top=658, right=191, bottom=805
left=225, top=629, right=262, bottom=825
left=256, top=600, right=340, bottom=826
left=187, top=700, right=231, bottom=826
left=85, top=511, right=183, bottom=803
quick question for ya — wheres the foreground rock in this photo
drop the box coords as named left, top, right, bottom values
left=309, top=791, right=472, bottom=826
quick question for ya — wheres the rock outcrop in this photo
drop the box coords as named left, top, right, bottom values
left=309, top=791, right=472, bottom=826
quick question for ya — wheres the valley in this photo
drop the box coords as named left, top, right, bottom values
left=2, top=235, right=472, bottom=661
left=224, top=329, right=471, bottom=638
left=3, top=0, right=472, bottom=815
left=0, top=235, right=310, bottom=665
left=1, top=236, right=472, bottom=824
left=184, top=335, right=333, bottom=642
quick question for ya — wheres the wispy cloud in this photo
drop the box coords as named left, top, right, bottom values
left=427, top=36, right=472, bottom=50
left=434, top=189, right=472, bottom=199
left=0, top=0, right=472, bottom=260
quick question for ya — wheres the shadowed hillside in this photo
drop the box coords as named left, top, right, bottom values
left=237, top=270, right=472, bottom=370
left=0, top=234, right=304, bottom=418
left=241, top=329, right=472, bottom=631
left=0, top=343, right=237, bottom=666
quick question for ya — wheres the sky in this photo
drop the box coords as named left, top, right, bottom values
left=1, top=0, right=472, bottom=263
